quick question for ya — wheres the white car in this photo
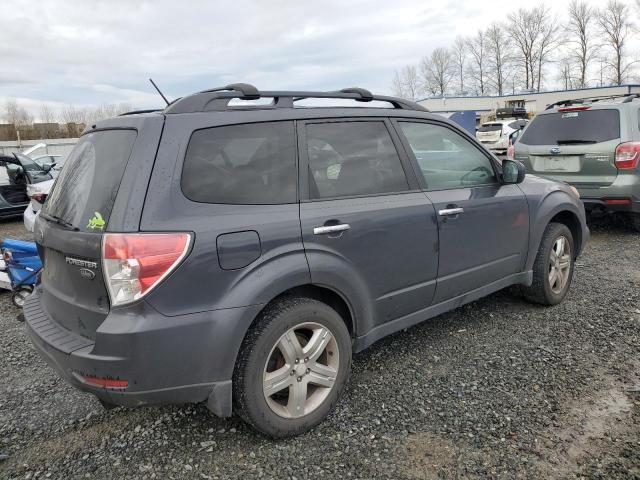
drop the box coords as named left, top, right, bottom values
left=23, top=178, right=54, bottom=232
left=476, top=119, right=528, bottom=154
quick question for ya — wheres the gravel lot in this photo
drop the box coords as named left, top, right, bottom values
left=0, top=216, right=638, bottom=480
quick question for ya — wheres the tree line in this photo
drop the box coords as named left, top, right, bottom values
left=1, top=99, right=134, bottom=140
left=392, top=0, right=638, bottom=100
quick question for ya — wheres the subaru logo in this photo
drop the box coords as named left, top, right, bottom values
left=550, top=147, right=561, bottom=155
left=79, top=268, right=96, bottom=280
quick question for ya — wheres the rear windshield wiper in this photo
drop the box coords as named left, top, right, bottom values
left=556, top=139, right=598, bottom=145
left=40, top=212, right=79, bottom=231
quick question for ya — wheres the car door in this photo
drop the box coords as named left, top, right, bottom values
left=298, top=118, right=439, bottom=330
left=0, top=157, right=29, bottom=206
left=394, top=120, right=529, bottom=304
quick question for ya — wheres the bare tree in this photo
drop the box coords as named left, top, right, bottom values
left=4, top=99, right=32, bottom=127
left=391, top=65, right=421, bottom=100
left=467, top=30, right=489, bottom=95
left=568, top=0, right=597, bottom=87
left=486, top=23, right=511, bottom=96
left=534, top=7, right=560, bottom=92
left=597, top=0, right=636, bottom=85
left=558, top=56, right=578, bottom=90
left=419, top=48, right=455, bottom=96
left=451, top=36, right=468, bottom=95
left=39, top=104, right=57, bottom=124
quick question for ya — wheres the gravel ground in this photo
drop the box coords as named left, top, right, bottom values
left=0, top=216, right=638, bottom=480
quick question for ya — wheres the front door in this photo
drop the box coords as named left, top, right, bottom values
left=298, top=119, right=439, bottom=330
left=394, top=120, right=529, bottom=304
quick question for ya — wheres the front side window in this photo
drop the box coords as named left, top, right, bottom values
left=182, top=121, right=297, bottom=204
left=399, top=122, right=497, bottom=190
left=305, top=121, right=409, bottom=199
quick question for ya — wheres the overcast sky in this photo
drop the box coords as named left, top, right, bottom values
left=1, top=0, right=637, bottom=117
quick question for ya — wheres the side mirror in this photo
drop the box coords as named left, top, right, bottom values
left=502, top=159, right=525, bottom=184
left=43, top=163, right=56, bottom=172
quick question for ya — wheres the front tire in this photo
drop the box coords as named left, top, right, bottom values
left=522, top=222, right=575, bottom=306
left=233, top=297, right=352, bottom=438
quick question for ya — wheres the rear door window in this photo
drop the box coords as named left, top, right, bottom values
left=181, top=121, right=297, bottom=204
left=520, top=109, right=620, bottom=145
left=43, top=129, right=137, bottom=231
left=478, top=123, right=503, bottom=132
left=305, top=121, right=409, bottom=199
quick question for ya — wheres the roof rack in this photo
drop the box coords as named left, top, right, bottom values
left=545, top=93, right=640, bottom=110
left=164, top=83, right=427, bottom=114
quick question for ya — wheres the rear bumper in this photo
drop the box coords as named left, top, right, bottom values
left=24, top=288, right=263, bottom=416
left=574, top=173, right=640, bottom=214
left=582, top=197, right=640, bottom=213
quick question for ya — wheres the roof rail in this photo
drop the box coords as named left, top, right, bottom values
left=119, top=108, right=163, bottom=116
left=545, top=93, right=640, bottom=110
left=164, top=83, right=427, bottom=114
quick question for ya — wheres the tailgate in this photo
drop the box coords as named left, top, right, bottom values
left=35, top=128, right=140, bottom=340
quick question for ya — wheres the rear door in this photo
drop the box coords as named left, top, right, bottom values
left=35, top=121, right=163, bottom=341
left=0, top=158, right=29, bottom=206
left=298, top=118, right=439, bottom=328
left=518, top=108, right=621, bottom=187
left=394, top=120, right=529, bottom=303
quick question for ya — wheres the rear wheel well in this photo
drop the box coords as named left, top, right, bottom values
left=549, top=211, right=582, bottom=256
left=258, top=285, right=355, bottom=337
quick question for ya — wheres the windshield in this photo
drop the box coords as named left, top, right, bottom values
left=43, top=129, right=137, bottom=231
left=519, top=109, right=620, bottom=145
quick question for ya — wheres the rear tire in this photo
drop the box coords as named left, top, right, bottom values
left=233, top=296, right=351, bottom=438
left=522, top=222, right=575, bottom=306
left=628, top=213, right=640, bottom=232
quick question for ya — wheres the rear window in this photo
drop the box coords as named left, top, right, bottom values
left=181, top=121, right=297, bottom=204
left=520, top=109, right=620, bottom=145
left=43, top=129, right=137, bottom=232
left=478, top=124, right=502, bottom=132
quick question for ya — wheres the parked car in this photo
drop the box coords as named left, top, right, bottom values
left=476, top=119, right=528, bottom=154
left=515, top=94, right=640, bottom=231
left=0, top=153, right=53, bottom=219
left=24, top=84, right=588, bottom=438
left=31, top=154, right=64, bottom=177
left=23, top=178, right=54, bottom=232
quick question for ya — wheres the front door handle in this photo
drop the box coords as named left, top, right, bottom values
left=438, top=207, right=464, bottom=216
left=313, top=224, right=351, bottom=235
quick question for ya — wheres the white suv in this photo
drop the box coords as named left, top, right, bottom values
left=476, top=119, right=527, bottom=154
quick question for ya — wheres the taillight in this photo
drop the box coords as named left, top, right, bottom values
left=103, top=233, right=192, bottom=306
left=615, top=142, right=640, bottom=169
left=30, top=193, right=47, bottom=204
left=507, top=143, right=515, bottom=160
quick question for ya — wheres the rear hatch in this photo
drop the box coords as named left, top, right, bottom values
left=36, top=129, right=139, bottom=341
left=476, top=123, right=503, bottom=144
left=517, top=108, right=620, bottom=187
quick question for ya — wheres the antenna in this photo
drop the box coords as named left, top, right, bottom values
left=149, top=78, right=169, bottom=106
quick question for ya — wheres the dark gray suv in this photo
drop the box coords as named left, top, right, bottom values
left=24, top=84, right=589, bottom=438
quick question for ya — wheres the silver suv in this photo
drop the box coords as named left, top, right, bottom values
left=515, top=94, right=640, bottom=231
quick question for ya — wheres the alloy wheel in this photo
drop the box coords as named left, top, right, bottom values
left=263, top=322, right=339, bottom=419
left=548, top=235, right=571, bottom=294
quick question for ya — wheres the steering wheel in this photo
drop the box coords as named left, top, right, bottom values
left=461, top=166, right=493, bottom=185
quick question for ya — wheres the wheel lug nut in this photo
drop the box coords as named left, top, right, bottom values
left=295, top=359, right=299, bottom=364
left=297, top=376, right=302, bottom=382
left=290, top=371, right=295, bottom=376
left=304, top=357, right=309, bottom=363
left=306, top=368, right=310, bottom=374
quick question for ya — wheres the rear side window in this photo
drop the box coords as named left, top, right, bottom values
left=305, top=121, right=409, bottom=199
left=44, top=129, right=137, bottom=231
left=182, top=122, right=296, bottom=204
left=520, top=109, right=620, bottom=145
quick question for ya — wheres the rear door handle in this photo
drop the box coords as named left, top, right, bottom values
left=438, top=207, right=464, bottom=216
left=313, top=224, right=351, bottom=235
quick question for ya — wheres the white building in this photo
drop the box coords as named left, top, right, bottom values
left=419, top=84, right=640, bottom=119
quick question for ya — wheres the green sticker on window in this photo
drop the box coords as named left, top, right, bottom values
left=87, top=212, right=105, bottom=230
